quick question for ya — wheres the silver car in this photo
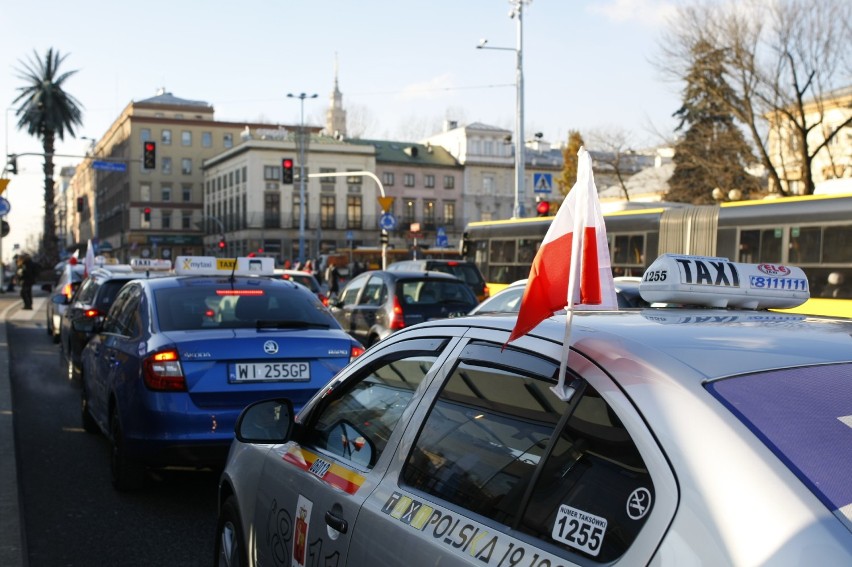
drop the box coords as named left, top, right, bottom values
left=216, top=267, right=852, bottom=565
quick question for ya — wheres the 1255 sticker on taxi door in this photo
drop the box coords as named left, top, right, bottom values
left=551, top=504, right=607, bottom=556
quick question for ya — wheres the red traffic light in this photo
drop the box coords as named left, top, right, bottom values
left=282, top=158, right=294, bottom=184
left=143, top=207, right=151, bottom=222
left=536, top=200, right=551, bottom=216
left=143, top=141, right=156, bottom=169
left=218, top=239, right=226, bottom=249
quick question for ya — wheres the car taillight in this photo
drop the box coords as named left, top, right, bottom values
left=350, top=345, right=365, bottom=362
left=63, top=283, right=75, bottom=299
left=390, top=296, right=405, bottom=330
left=84, top=308, right=101, bottom=319
left=320, top=294, right=329, bottom=307
left=483, top=285, right=490, bottom=299
left=142, top=348, right=186, bottom=391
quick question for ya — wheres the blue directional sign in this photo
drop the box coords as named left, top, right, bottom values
left=436, top=226, right=449, bottom=248
left=379, top=212, right=397, bottom=231
left=0, top=197, right=10, bottom=217
left=92, top=160, right=127, bottom=172
left=534, top=173, right=553, bottom=194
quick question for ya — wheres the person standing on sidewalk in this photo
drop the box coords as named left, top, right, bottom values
left=16, top=253, right=37, bottom=310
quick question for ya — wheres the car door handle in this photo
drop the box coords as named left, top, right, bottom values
left=324, top=511, right=348, bottom=534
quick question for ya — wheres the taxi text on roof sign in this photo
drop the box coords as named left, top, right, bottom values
left=174, top=256, right=275, bottom=276
left=129, top=258, right=172, bottom=271
left=639, top=254, right=810, bottom=310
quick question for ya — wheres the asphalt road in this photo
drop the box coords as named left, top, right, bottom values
left=6, top=296, right=220, bottom=567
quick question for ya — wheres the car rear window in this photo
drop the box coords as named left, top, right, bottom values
left=431, top=263, right=483, bottom=286
left=706, top=363, right=852, bottom=529
left=95, top=280, right=132, bottom=310
left=154, top=283, right=338, bottom=331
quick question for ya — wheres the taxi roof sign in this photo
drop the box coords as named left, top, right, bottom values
left=130, top=258, right=173, bottom=271
left=174, top=256, right=275, bottom=276
left=639, top=254, right=810, bottom=310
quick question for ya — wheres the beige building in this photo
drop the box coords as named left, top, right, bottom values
left=767, top=85, right=852, bottom=195
left=69, top=89, right=306, bottom=261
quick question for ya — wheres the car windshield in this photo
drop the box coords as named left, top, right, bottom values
left=154, top=284, right=337, bottom=331
left=397, top=280, right=477, bottom=305
left=283, top=273, right=318, bottom=292
left=432, top=264, right=482, bottom=286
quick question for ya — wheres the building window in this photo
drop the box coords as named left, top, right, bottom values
left=202, top=132, right=212, bottom=148
left=161, top=211, right=171, bottom=229
left=181, top=131, right=192, bottom=146
left=346, top=170, right=363, bottom=188
left=181, top=158, right=192, bottom=175
left=264, top=192, right=281, bottom=229
left=141, top=128, right=151, bottom=142
left=404, top=200, right=416, bottom=224
left=161, top=184, right=172, bottom=202
left=140, top=183, right=151, bottom=202
left=162, top=157, right=172, bottom=175
left=443, top=201, right=456, bottom=226
left=292, top=193, right=309, bottom=229
left=161, top=129, right=172, bottom=145
left=483, top=175, right=495, bottom=195
left=423, top=200, right=436, bottom=229
left=224, top=133, right=234, bottom=149
left=182, top=212, right=192, bottom=230
left=264, top=165, right=280, bottom=181
left=347, top=195, right=362, bottom=229
left=404, top=173, right=415, bottom=187
left=424, top=174, right=435, bottom=188
left=444, top=175, right=455, bottom=189
left=319, top=167, right=337, bottom=184
left=382, top=172, right=395, bottom=186
left=484, top=140, right=494, bottom=155
left=182, top=184, right=192, bottom=202
left=321, top=195, right=336, bottom=229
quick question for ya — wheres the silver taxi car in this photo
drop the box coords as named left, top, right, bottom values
left=216, top=255, right=852, bottom=566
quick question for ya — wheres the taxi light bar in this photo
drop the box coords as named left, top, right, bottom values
left=174, top=256, right=275, bottom=276
left=639, top=254, right=810, bottom=310
left=129, top=258, right=172, bottom=271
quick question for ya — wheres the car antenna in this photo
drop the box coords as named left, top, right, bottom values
left=229, top=257, right=238, bottom=284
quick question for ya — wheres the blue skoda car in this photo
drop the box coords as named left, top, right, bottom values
left=79, top=256, right=364, bottom=490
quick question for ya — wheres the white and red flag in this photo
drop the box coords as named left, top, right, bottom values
left=84, top=239, right=96, bottom=277
left=506, top=147, right=617, bottom=399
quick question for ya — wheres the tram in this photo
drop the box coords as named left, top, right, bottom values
left=462, top=192, right=852, bottom=316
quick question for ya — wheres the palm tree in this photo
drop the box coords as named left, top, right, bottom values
left=13, top=48, right=84, bottom=265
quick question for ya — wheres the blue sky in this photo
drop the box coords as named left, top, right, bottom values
left=0, top=0, right=683, bottom=258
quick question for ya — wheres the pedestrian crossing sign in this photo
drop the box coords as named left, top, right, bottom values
left=534, top=173, right=552, bottom=194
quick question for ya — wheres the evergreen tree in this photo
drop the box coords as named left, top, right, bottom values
left=667, top=40, right=759, bottom=204
left=13, top=48, right=84, bottom=265
left=558, top=130, right=585, bottom=196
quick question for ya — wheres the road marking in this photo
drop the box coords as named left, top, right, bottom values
left=7, top=298, right=46, bottom=321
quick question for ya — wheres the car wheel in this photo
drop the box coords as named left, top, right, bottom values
left=109, top=408, right=145, bottom=491
left=215, top=496, right=247, bottom=567
left=80, top=379, right=99, bottom=435
left=46, top=312, right=53, bottom=337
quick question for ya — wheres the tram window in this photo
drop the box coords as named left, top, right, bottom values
left=627, top=235, right=645, bottom=264
left=789, top=226, right=822, bottom=264
left=759, top=228, right=783, bottom=263
left=613, top=235, right=630, bottom=264
left=739, top=230, right=760, bottom=263
left=489, top=239, right=516, bottom=264
left=518, top=239, right=538, bottom=264
left=823, top=225, right=852, bottom=263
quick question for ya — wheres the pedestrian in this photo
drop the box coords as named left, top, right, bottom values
left=17, top=253, right=37, bottom=310
left=324, top=263, right=341, bottom=297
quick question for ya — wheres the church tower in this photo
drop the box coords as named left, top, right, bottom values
left=326, top=54, right=347, bottom=138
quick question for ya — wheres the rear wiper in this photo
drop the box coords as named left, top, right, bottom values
left=255, top=320, right=331, bottom=330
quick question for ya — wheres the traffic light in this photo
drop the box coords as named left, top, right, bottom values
left=281, top=158, right=294, bottom=184
left=218, top=238, right=226, bottom=250
left=143, top=207, right=151, bottom=222
left=6, top=154, right=17, bottom=175
left=143, top=141, right=156, bottom=169
left=76, top=197, right=84, bottom=213
left=536, top=200, right=551, bottom=217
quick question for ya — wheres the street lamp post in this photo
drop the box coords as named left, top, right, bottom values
left=287, top=92, right=318, bottom=265
left=477, top=0, right=531, bottom=219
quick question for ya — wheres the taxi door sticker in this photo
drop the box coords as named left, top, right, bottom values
left=551, top=504, right=607, bottom=557
left=283, top=445, right=366, bottom=495
left=293, top=495, right=312, bottom=567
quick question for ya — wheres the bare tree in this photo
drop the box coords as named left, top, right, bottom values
left=586, top=127, right=643, bottom=201
left=657, top=0, right=852, bottom=196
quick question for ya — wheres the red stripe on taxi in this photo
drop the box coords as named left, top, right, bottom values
left=283, top=445, right=365, bottom=495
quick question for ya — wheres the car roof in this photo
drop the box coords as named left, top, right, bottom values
left=412, top=309, right=852, bottom=381
left=359, top=270, right=463, bottom=281
left=139, top=273, right=306, bottom=291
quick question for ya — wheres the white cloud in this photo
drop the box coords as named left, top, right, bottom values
left=588, top=0, right=678, bottom=27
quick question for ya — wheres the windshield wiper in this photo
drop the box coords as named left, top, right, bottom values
left=255, top=320, right=331, bottom=330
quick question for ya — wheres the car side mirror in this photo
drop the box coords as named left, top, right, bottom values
left=51, top=294, right=68, bottom=305
left=235, top=399, right=295, bottom=443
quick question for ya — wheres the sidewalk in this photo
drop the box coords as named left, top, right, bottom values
left=0, top=290, right=38, bottom=567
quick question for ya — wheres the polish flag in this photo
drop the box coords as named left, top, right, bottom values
left=507, top=147, right=617, bottom=344
left=84, top=239, right=96, bottom=277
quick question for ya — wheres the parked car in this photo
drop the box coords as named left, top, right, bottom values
left=469, top=276, right=650, bottom=315
left=329, top=270, right=478, bottom=346
left=387, top=259, right=489, bottom=302
left=216, top=255, right=852, bottom=566
left=79, top=256, right=364, bottom=491
left=59, top=259, right=172, bottom=384
left=46, top=261, right=86, bottom=343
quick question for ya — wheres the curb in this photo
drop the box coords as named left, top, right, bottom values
left=1, top=306, right=26, bottom=566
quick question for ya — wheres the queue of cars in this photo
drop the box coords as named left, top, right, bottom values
left=43, top=252, right=852, bottom=564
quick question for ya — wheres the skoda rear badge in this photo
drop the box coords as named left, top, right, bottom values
left=263, top=340, right=279, bottom=355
